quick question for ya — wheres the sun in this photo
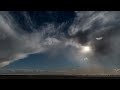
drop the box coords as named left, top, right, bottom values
left=81, top=46, right=91, bottom=54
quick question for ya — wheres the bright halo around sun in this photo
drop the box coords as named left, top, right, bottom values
left=81, top=46, right=92, bottom=54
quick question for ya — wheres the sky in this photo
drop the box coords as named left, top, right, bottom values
left=1, top=11, right=120, bottom=74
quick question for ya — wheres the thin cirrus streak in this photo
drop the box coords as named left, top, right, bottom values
left=0, top=12, right=64, bottom=67
left=0, top=11, right=120, bottom=74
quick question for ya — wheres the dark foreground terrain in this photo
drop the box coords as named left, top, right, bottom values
left=0, top=69, right=120, bottom=79
left=0, top=75, right=120, bottom=79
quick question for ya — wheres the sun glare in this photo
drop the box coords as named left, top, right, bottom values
left=81, top=46, right=91, bottom=54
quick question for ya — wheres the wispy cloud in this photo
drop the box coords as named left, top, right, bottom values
left=0, top=12, right=65, bottom=67
left=1, top=11, right=120, bottom=73
left=68, top=11, right=120, bottom=69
